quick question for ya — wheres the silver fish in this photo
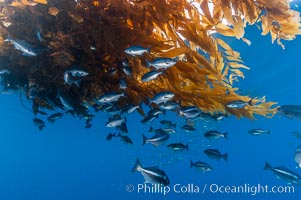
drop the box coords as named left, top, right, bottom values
left=105, top=116, right=126, bottom=128
left=124, top=45, right=150, bottom=56
left=67, top=69, right=89, bottom=77
left=132, top=159, right=170, bottom=186
left=295, top=146, right=301, bottom=168
left=149, top=91, right=174, bottom=105
left=248, top=129, right=270, bottom=135
left=0, top=69, right=10, bottom=75
left=141, top=70, right=163, bottom=82
left=5, top=36, right=37, bottom=56
left=190, top=161, right=213, bottom=172
left=141, top=114, right=157, bottom=124
left=264, top=162, right=301, bottom=185
left=146, top=57, right=177, bottom=69
left=98, top=92, right=124, bottom=104
left=226, top=99, right=252, bottom=109
left=181, top=124, right=195, bottom=132
left=160, top=120, right=176, bottom=128
left=158, top=101, right=179, bottom=111
left=121, top=104, right=140, bottom=114
left=142, top=131, right=170, bottom=146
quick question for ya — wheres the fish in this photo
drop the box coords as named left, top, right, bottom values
left=190, top=161, right=213, bottom=172
left=141, top=70, right=163, bottom=82
left=147, top=108, right=165, bottom=116
left=47, top=112, right=63, bottom=122
left=67, top=69, right=89, bottom=77
left=295, top=146, right=301, bottom=168
left=106, top=133, right=116, bottom=141
left=123, top=65, right=132, bottom=76
left=5, top=36, right=37, bottom=56
left=141, top=114, right=157, bottom=124
left=146, top=57, right=177, bottom=69
left=167, top=143, right=188, bottom=151
left=36, top=30, right=43, bottom=42
left=204, top=130, right=228, bottom=140
left=160, top=120, right=176, bottom=128
left=98, top=92, right=125, bottom=104
left=292, top=131, right=301, bottom=140
left=0, top=69, right=10, bottom=75
left=226, top=99, right=252, bottom=109
left=120, top=79, right=127, bottom=89
left=64, top=71, right=81, bottom=87
left=105, top=116, right=126, bottom=128
left=124, top=45, right=150, bottom=56
left=204, top=149, right=228, bottom=162
left=158, top=101, right=179, bottom=111
left=37, top=110, right=48, bottom=116
left=58, top=92, right=74, bottom=110
left=278, top=105, right=301, bottom=120
left=85, top=123, right=92, bottom=129
left=212, top=113, right=227, bottom=121
left=149, top=91, right=174, bottom=105
left=264, top=162, right=301, bottom=185
left=161, top=128, right=176, bottom=134
left=181, top=124, right=196, bottom=132
left=248, top=129, right=270, bottom=135
left=116, top=122, right=128, bottom=133
left=179, top=106, right=201, bottom=119
left=142, top=131, right=170, bottom=146
left=117, top=134, right=133, bottom=145
left=132, top=159, right=170, bottom=186
left=33, top=118, right=45, bottom=130
left=121, top=104, right=140, bottom=115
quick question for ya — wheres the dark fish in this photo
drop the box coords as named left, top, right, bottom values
left=106, top=133, right=116, bottom=141
left=118, top=134, right=133, bottom=145
left=116, top=122, right=128, bottom=133
left=181, top=124, right=196, bottom=132
left=47, top=112, right=63, bottom=122
left=33, top=118, right=45, bottom=130
left=190, top=161, right=213, bottom=172
left=142, top=131, right=170, bottom=146
left=160, top=120, right=176, bottom=128
left=132, top=159, right=170, bottom=186
left=248, top=129, right=270, bottom=135
left=226, top=99, right=252, bottom=109
left=141, top=114, right=157, bottom=124
left=292, top=131, right=301, bottom=140
left=204, top=149, right=228, bottom=162
left=167, top=143, right=188, bottom=151
left=147, top=108, right=165, bottom=116
left=121, top=104, right=140, bottom=115
left=85, top=123, right=92, bottom=129
left=204, top=130, right=228, bottom=140
left=278, top=105, right=301, bottom=120
left=264, top=162, right=301, bottom=185
left=37, top=110, right=48, bottom=116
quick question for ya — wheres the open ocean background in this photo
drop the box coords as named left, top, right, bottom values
left=1, top=2, right=301, bottom=200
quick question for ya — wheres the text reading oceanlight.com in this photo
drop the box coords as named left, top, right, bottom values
left=125, top=183, right=295, bottom=196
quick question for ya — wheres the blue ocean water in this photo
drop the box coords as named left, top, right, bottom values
left=1, top=6, right=301, bottom=200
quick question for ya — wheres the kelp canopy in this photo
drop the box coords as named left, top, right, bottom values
left=0, top=0, right=300, bottom=119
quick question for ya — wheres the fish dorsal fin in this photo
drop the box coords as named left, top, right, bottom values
left=146, top=166, right=160, bottom=171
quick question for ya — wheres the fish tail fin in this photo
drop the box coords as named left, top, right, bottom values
left=173, top=123, right=176, bottom=128
left=132, top=158, right=142, bottom=172
left=223, top=153, right=228, bottom=162
left=224, top=132, right=228, bottom=140
left=190, top=160, right=193, bottom=168
left=267, top=130, right=270, bottom=134
left=142, top=134, right=147, bottom=145
left=248, top=99, right=253, bottom=106
left=149, top=126, right=153, bottom=132
left=264, top=162, right=272, bottom=170
left=145, top=60, right=151, bottom=68
left=186, top=144, right=189, bottom=151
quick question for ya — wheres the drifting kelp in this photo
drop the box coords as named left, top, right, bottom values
left=0, top=0, right=300, bottom=121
